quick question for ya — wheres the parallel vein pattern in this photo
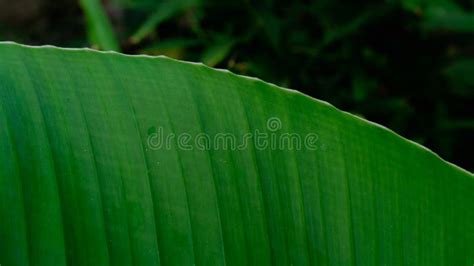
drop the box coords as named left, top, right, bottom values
left=0, top=42, right=473, bottom=266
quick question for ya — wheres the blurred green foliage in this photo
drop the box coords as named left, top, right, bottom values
left=80, top=0, right=119, bottom=50
left=0, top=0, right=472, bottom=169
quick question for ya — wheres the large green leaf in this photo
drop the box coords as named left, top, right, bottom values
left=0, top=42, right=473, bottom=265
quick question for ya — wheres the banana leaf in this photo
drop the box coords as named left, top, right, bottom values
left=0, top=42, right=473, bottom=265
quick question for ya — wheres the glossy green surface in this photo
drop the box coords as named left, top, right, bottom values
left=0, top=42, right=472, bottom=265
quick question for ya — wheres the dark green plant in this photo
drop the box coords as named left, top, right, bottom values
left=0, top=42, right=473, bottom=265
left=0, top=1, right=472, bottom=169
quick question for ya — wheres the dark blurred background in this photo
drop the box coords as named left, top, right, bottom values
left=1, top=0, right=472, bottom=170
